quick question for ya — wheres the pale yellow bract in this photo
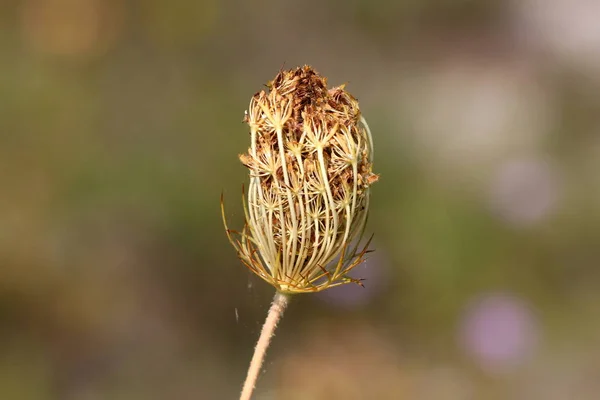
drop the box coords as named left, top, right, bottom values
left=222, top=66, right=378, bottom=294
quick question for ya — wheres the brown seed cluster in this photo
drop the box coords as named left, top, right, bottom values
left=223, top=66, right=378, bottom=293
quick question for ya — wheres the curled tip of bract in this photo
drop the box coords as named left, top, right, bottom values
left=223, top=65, right=378, bottom=294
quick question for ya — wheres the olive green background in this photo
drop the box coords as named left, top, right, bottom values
left=1, top=1, right=599, bottom=399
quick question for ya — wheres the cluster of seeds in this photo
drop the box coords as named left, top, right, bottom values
left=223, top=66, right=378, bottom=293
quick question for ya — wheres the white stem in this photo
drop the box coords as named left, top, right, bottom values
left=240, top=292, right=289, bottom=400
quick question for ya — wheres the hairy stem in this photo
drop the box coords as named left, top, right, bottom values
left=240, top=292, right=289, bottom=400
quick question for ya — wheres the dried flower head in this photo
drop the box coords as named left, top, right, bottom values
left=223, top=66, right=378, bottom=294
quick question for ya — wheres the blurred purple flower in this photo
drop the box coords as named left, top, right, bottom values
left=459, top=293, right=539, bottom=373
left=488, top=158, right=560, bottom=227
left=316, top=251, right=386, bottom=309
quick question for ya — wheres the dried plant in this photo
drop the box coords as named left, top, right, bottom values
left=222, top=65, right=378, bottom=400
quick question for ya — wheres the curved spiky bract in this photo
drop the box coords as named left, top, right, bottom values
left=223, top=66, right=378, bottom=294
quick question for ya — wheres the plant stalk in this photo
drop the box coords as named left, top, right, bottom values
left=240, top=291, right=289, bottom=400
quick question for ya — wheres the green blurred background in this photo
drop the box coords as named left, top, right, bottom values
left=2, top=0, right=600, bottom=399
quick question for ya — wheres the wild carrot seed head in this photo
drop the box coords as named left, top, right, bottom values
left=223, top=65, right=378, bottom=294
